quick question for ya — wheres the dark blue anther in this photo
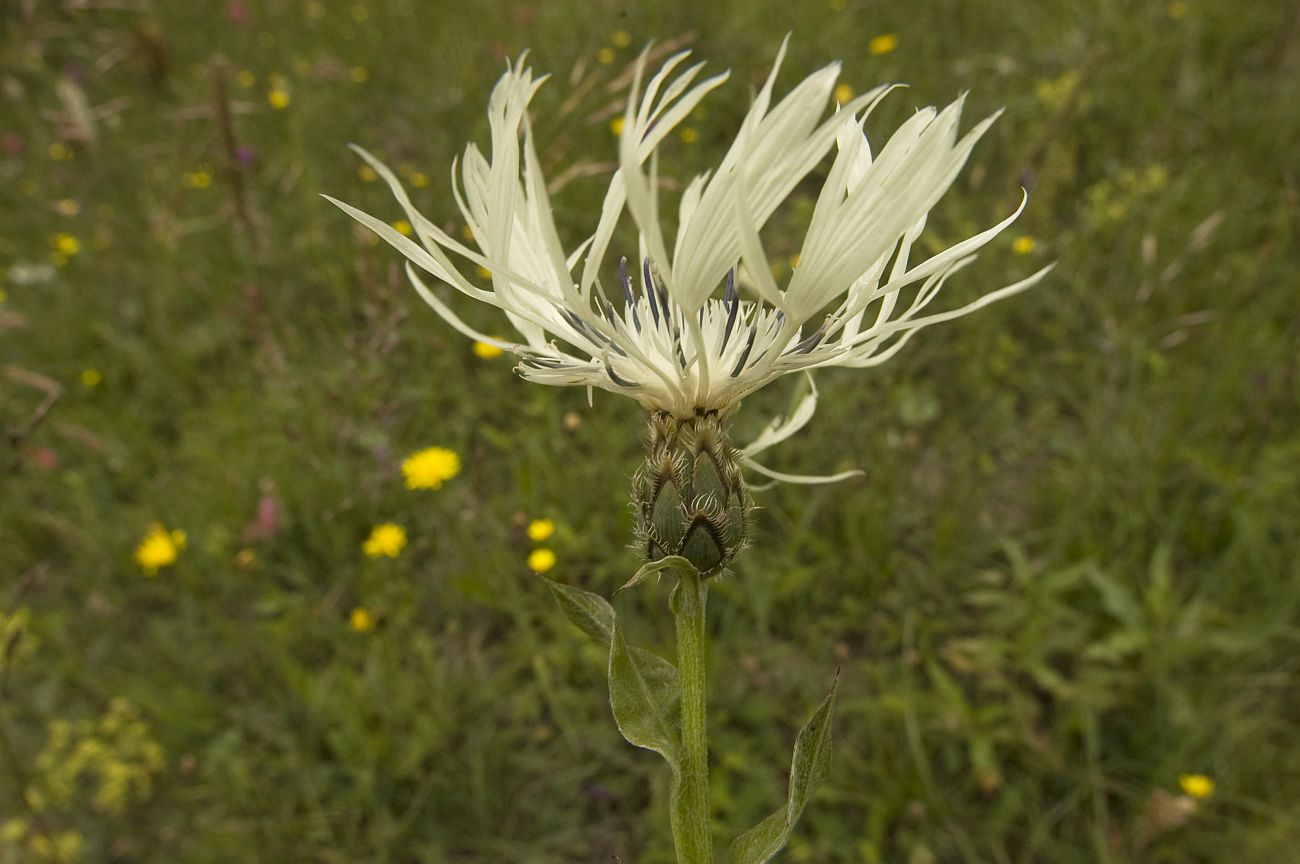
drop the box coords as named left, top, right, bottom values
left=730, top=326, right=757, bottom=377
left=643, top=256, right=660, bottom=327
left=722, top=269, right=739, bottom=349
left=619, top=257, right=641, bottom=332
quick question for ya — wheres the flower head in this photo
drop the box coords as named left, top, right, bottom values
left=329, top=42, right=1049, bottom=475
left=401, top=446, right=460, bottom=490
left=528, top=548, right=557, bottom=573
left=527, top=518, right=556, bottom=542
left=1179, top=773, right=1215, bottom=800
left=362, top=523, right=407, bottom=558
left=135, top=523, right=186, bottom=576
left=350, top=606, right=377, bottom=632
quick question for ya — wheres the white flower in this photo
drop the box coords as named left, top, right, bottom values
left=327, top=42, right=1051, bottom=477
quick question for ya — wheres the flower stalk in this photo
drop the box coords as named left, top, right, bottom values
left=671, top=570, right=713, bottom=863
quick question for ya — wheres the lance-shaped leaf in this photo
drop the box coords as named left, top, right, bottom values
left=547, top=579, right=682, bottom=771
left=729, top=677, right=839, bottom=864
left=547, top=579, right=615, bottom=643
left=609, top=616, right=682, bottom=770
left=617, top=555, right=699, bottom=595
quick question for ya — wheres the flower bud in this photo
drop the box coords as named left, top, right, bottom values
left=632, top=412, right=750, bottom=576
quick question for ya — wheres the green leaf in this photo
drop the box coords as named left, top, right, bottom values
left=546, top=578, right=681, bottom=770
left=617, top=555, right=698, bottom=595
left=609, top=616, right=682, bottom=770
left=546, top=579, right=614, bottom=644
left=730, top=677, right=839, bottom=864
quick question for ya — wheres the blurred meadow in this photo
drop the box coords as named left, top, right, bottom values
left=3, top=0, right=1299, bottom=861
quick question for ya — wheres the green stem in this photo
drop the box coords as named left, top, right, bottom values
left=673, top=572, right=713, bottom=864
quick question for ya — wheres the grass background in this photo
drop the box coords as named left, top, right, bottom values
left=3, top=0, right=1299, bottom=861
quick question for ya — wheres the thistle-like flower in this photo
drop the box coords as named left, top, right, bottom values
left=328, top=41, right=1051, bottom=573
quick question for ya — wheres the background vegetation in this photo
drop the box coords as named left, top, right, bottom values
left=2, top=0, right=1298, bottom=861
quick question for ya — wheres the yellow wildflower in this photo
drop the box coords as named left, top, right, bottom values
left=350, top=606, right=376, bottom=632
left=401, top=446, right=461, bottom=490
left=52, top=233, right=81, bottom=257
left=527, top=519, right=556, bottom=542
left=184, top=169, right=213, bottom=189
left=869, top=33, right=899, bottom=56
left=350, top=66, right=369, bottom=83
left=391, top=219, right=413, bottom=236
left=477, top=265, right=493, bottom=279
left=833, top=82, right=854, bottom=104
left=135, top=523, right=186, bottom=576
left=48, top=142, right=71, bottom=161
left=1179, top=773, right=1214, bottom=799
left=267, top=87, right=291, bottom=110
left=362, top=523, right=407, bottom=558
left=596, top=47, right=615, bottom=65
left=235, top=69, right=256, bottom=89
left=610, top=116, right=625, bottom=136
left=528, top=548, right=557, bottom=573
left=358, top=164, right=378, bottom=182
left=473, top=340, right=504, bottom=359
left=409, top=170, right=430, bottom=188
left=1012, top=235, right=1036, bottom=255
left=679, top=127, right=698, bottom=144
left=612, top=30, right=632, bottom=48
left=80, top=368, right=102, bottom=388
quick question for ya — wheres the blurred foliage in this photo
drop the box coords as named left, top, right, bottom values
left=2, top=0, right=1299, bottom=862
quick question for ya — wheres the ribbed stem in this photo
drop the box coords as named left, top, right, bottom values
left=672, top=572, right=713, bottom=863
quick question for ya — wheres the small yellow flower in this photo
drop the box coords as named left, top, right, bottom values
left=1167, top=0, right=1187, bottom=18
left=184, top=169, right=213, bottom=189
left=477, top=265, right=493, bottom=279
left=52, top=233, right=81, bottom=257
left=234, top=548, right=257, bottom=568
left=54, top=198, right=81, bottom=216
left=409, top=170, right=430, bottom=188
left=350, top=66, right=369, bottom=83
left=362, top=523, right=407, bottom=558
left=460, top=224, right=475, bottom=241
left=596, top=47, right=616, bottom=65
left=267, top=88, right=291, bottom=110
left=391, top=219, right=413, bottom=236
left=358, top=164, right=378, bottom=182
left=350, top=606, right=376, bottom=632
left=528, top=548, right=557, bottom=573
left=80, top=368, right=102, bottom=388
left=48, top=141, right=72, bottom=161
left=1179, top=773, right=1215, bottom=800
left=472, top=340, right=505, bottom=359
left=610, top=116, right=625, bottom=136
left=833, top=82, right=854, bottom=104
left=1012, top=235, right=1036, bottom=255
left=527, top=519, right=556, bottom=542
left=401, top=446, right=461, bottom=490
left=235, top=69, right=257, bottom=89
left=679, top=127, right=699, bottom=144
left=611, top=30, right=632, bottom=48
left=135, top=523, right=186, bottom=576
left=869, top=33, right=899, bottom=56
